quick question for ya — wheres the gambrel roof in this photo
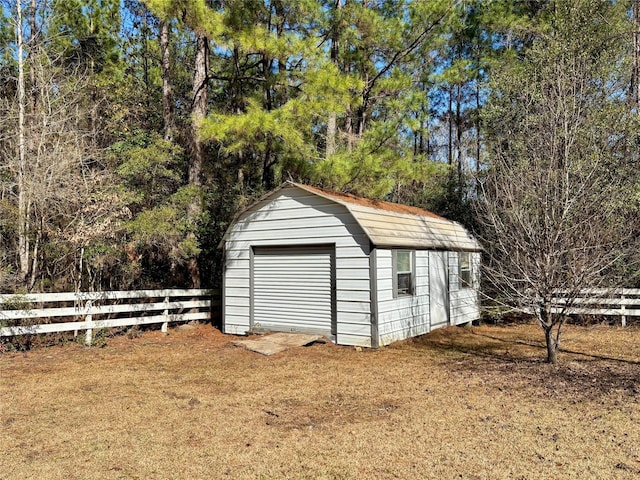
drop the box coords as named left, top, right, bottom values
left=220, top=181, right=482, bottom=252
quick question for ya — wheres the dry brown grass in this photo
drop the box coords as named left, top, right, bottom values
left=1, top=322, right=639, bottom=480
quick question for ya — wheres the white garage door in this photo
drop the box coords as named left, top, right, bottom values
left=252, top=246, right=335, bottom=335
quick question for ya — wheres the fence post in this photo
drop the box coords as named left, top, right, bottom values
left=620, top=293, right=626, bottom=327
left=84, top=300, right=94, bottom=346
left=161, top=295, right=170, bottom=333
left=74, top=294, right=80, bottom=338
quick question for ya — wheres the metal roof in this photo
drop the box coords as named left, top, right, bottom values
left=292, top=183, right=482, bottom=251
left=220, top=181, right=482, bottom=251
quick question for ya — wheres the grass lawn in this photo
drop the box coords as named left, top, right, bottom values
left=1, top=322, right=639, bottom=479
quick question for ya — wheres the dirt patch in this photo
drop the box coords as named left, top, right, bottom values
left=1, top=322, right=639, bottom=479
left=233, top=332, right=325, bottom=355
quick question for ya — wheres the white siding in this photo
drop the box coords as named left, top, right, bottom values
left=449, top=251, right=481, bottom=325
left=222, top=186, right=372, bottom=347
left=375, top=249, right=480, bottom=346
left=376, top=249, right=431, bottom=346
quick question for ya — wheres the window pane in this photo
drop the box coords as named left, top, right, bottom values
left=459, top=252, right=471, bottom=288
left=459, top=252, right=470, bottom=270
left=397, top=273, right=411, bottom=295
left=396, top=251, right=411, bottom=273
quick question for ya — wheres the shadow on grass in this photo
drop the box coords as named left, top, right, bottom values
left=407, top=327, right=640, bottom=399
left=407, top=327, right=546, bottom=363
left=474, top=332, right=640, bottom=366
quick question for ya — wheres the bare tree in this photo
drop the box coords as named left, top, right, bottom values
left=0, top=47, right=107, bottom=290
left=478, top=0, right=639, bottom=364
left=478, top=153, right=636, bottom=363
left=15, top=0, right=29, bottom=283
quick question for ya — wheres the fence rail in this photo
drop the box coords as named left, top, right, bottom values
left=0, top=289, right=219, bottom=345
left=552, top=288, right=640, bottom=326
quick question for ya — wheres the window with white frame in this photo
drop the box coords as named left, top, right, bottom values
left=393, top=250, right=414, bottom=297
left=459, top=252, right=472, bottom=288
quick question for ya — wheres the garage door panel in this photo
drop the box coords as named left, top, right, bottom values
left=254, top=277, right=331, bottom=288
left=255, top=304, right=332, bottom=316
left=254, top=257, right=330, bottom=264
left=255, top=269, right=329, bottom=275
left=253, top=298, right=332, bottom=309
left=254, top=311, right=332, bottom=325
left=254, top=279, right=331, bottom=292
left=252, top=246, right=335, bottom=335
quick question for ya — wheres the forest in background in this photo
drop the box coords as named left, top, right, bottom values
left=1, top=0, right=639, bottom=294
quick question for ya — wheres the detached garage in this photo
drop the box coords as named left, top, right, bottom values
left=220, top=181, right=482, bottom=347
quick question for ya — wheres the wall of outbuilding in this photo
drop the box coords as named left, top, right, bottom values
left=375, top=249, right=431, bottom=346
left=448, top=251, right=481, bottom=325
left=375, top=250, right=481, bottom=346
left=223, top=186, right=374, bottom=347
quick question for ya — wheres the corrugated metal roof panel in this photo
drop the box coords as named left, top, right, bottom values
left=293, top=183, right=481, bottom=251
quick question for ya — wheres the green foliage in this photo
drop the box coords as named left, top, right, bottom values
left=110, top=131, right=184, bottom=208
left=50, top=0, right=122, bottom=74
left=144, top=0, right=224, bottom=36
left=314, top=141, right=449, bottom=200
left=0, top=7, right=13, bottom=90
left=0, top=294, right=38, bottom=351
left=125, top=185, right=202, bottom=264
left=0, top=294, right=33, bottom=314
left=81, top=328, right=110, bottom=348
left=202, top=98, right=309, bottom=158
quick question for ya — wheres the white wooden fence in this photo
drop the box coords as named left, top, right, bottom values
left=0, top=289, right=218, bottom=345
left=551, top=289, right=640, bottom=327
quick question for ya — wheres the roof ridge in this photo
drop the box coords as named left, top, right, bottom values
left=292, top=182, right=447, bottom=221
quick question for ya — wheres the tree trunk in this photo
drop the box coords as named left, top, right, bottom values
left=29, top=0, right=37, bottom=115
left=326, top=113, right=337, bottom=157
left=447, top=86, right=453, bottom=166
left=345, top=104, right=354, bottom=151
left=540, top=301, right=558, bottom=364
left=633, top=0, right=640, bottom=110
left=16, top=0, right=30, bottom=284
left=455, top=82, right=463, bottom=197
left=544, top=326, right=558, bottom=364
left=191, top=37, right=209, bottom=166
left=262, top=138, right=275, bottom=190
left=28, top=222, right=40, bottom=291
left=160, top=19, right=173, bottom=141
left=326, top=0, right=343, bottom=158
left=188, top=34, right=208, bottom=288
left=475, top=77, right=481, bottom=195
left=142, top=14, right=150, bottom=120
